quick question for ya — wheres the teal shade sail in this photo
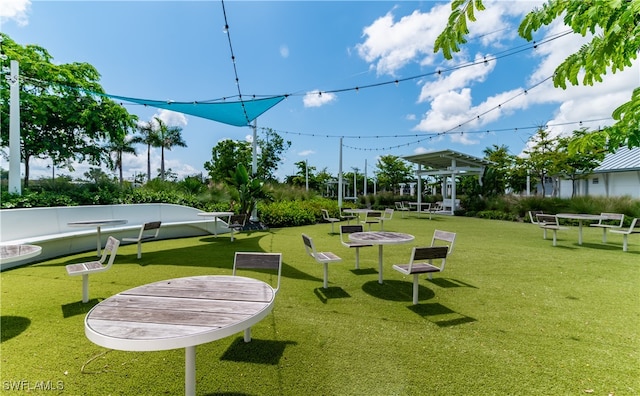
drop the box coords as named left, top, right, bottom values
left=105, top=94, right=286, bottom=127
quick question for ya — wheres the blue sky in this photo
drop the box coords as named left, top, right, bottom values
left=1, top=0, right=638, bottom=182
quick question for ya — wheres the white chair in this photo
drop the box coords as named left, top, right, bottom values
left=376, top=208, right=394, bottom=230
left=228, top=214, right=247, bottom=242
left=321, top=209, right=341, bottom=233
left=122, top=221, right=161, bottom=259
left=233, top=252, right=282, bottom=342
left=302, top=233, right=342, bottom=289
left=66, top=236, right=120, bottom=303
left=362, top=211, right=382, bottom=231
left=528, top=210, right=543, bottom=224
left=340, top=224, right=372, bottom=270
left=589, top=213, right=624, bottom=242
left=392, top=246, right=450, bottom=305
left=431, top=229, right=456, bottom=254
left=340, top=210, right=357, bottom=224
left=394, top=202, right=410, bottom=218
left=610, top=218, right=640, bottom=252
left=430, top=201, right=444, bottom=214
left=536, top=214, right=565, bottom=246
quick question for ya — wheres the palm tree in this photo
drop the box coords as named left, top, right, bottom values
left=153, top=117, right=187, bottom=180
left=132, top=121, right=160, bottom=182
left=105, top=134, right=137, bottom=185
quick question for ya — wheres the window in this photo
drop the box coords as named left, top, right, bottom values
left=592, top=178, right=599, bottom=184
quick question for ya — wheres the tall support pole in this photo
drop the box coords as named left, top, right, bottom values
left=305, top=159, right=309, bottom=191
left=9, top=60, right=21, bottom=195
left=450, top=159, right=457, bottom=215
left=364, top=159, right=367, bottom=196
left=416, top=164, right=422, bottom=207
left=251, top=119, right=258, bottom=221
left=338, top=137, right=343, bottom=208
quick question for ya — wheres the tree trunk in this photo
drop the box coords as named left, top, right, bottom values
left=146, top=144, right=151, bottom=182
left=23, top=153, right=30, bottom=187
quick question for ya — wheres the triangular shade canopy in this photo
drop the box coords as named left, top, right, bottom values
left=105, top=94, right=286, bottom=127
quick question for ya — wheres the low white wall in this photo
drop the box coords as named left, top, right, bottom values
left=0, top=204, right=227, bottom=270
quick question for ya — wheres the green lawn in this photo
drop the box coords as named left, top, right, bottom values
left=1, top=215, right=639, bottom=395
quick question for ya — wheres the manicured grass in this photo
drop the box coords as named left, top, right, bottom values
left=1, top=215, right=639, bottom=395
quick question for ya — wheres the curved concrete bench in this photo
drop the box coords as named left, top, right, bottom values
left=0, top=203, right=231, bottom=271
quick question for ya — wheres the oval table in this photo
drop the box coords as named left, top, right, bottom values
left=556, top=213, right=605, bottom=245
left=0, top=244, right=42, bottom=265
left=85, top=275, right=275, bottom=396
left=67, top=219, right=128, bottom=256
left=349, top=231, right=415, bottom=284
left=197, top=211, right=234, bottom=239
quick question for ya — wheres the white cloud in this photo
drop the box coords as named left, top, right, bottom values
left=355, top=5, right=451, bottom=76
left=280, top=45, right=289, bottom=58
left=298, top=150, right=315, bottom=157
left=0, top=0, right=30, bottom=26
left=153, top=109, right=188, bottom=127
left=303, top=90, right=337, bottom=108
left=418, top=53, right=496, bottom=103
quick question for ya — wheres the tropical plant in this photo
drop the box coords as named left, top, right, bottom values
left=153, top=117, right=187, bottom=181
left=0, top=33, right=136, bottom=186
left=132, top=120, right=160, bottom=183
left=374, top=155, right=414, bottom=193
left=226, top=163, right=271, bottom=218
left=104, top=133, right=137, bottom=185
left=435, top=0, right=640, bottom=150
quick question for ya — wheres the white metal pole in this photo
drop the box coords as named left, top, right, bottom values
left=9, top=60, right=21, bottom=195
left=338, top=137, right=343, bottom=208
left=305, top=159, right=309, bottom=191
left=364, top=159, right=368, bottom=196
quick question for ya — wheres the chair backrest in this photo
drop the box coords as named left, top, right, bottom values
left=394, top=202, right=405, bottom=210
left=301, top=233, right=317, bottom=257
left=408, top=246, right=449, bottom=272
left=365, top=211, right=382, bottom=220
left=528, top=210, right=543, bottom=224
left=233, top=252, right=283, bottom=293
left=340, top=224, right=364, bottom=243
left=433, top=201, right=443, bottom=210
left=431, top=230, right=456, bottom=254
left=229, top=214, right=247, bottom=227
left=598, top=213, right=624, bottom=226
left=100, top=236, right=121, bottom=269
left=321, top=209, right=330, bottom=221
left=536, top=214, right=559, bottom=228
left=382, top=208, right=394, bottom=219
left=139, top=221, right=161, bottom=238
left=627, top=217, right=639, bottom=232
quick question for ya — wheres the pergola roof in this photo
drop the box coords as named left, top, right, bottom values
left=403, top=149, right=493, bottom=175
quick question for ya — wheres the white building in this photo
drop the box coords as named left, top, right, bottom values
left=558, top=147, right=640, bottom=199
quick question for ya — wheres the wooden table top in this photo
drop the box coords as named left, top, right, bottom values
left=85, top=275, right=275, bottom=352
left=556, top=213, right=605, bottom=220
left=0, top=244, right=42, bottom=264
left=349, top=231, right=415, bottom=244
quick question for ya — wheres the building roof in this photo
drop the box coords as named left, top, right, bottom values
left=594, top=147, right=640, bottom=173
left=403, top=149, right=493, bottom=175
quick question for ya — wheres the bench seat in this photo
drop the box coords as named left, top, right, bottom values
left=0, top=204, right=226, bottom=270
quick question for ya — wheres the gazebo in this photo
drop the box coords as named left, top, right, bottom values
left=403, top=149, right=493, bottom=215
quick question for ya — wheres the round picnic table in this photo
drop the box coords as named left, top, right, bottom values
left=349, top=231, right=415, bottom=284
left=0, top=244, right=42, bottom=265
left=85, top=275, right=275, bottom=396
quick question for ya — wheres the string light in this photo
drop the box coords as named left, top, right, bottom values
left=221, top=0, right=251, bottom=125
